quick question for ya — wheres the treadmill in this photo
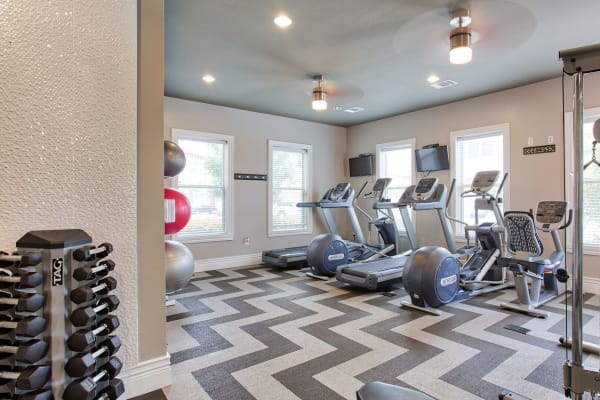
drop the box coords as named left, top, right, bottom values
left=336, top=177, right=455, bottom=290
left=261, top=182, right=353, bottom=268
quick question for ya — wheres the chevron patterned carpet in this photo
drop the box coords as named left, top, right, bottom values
left=164, top=265, right=600, bottom=400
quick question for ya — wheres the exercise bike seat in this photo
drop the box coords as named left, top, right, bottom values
left=356, top=381, right=436, bottom=400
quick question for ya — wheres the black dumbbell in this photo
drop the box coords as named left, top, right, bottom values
left=0, top=291, right=45, bottom=313
left=70, top=296, right=120, bottom=327
left=73, top=260, right=116, bottom=282
left=0, top=365, right=50, bottom=391
left=0, top=251, right=42, bottom=268
left=67, top=316, right=120, bottom=353
left=70, top=277, right=118, bottom=305
left=66, top=336, right=121, bottom=377
left=15, top=390, right=54, bottom=400
left=63, top=357, right=122, bottom=400
left=0, top=316, right=47, bottom=338
left=96, top=378, right=125, bottom=400
left=0, top=339, right=48, bottom=364
left=73, top=243, right=113, bottom=262
left=0, top=268, right=43, bottom=289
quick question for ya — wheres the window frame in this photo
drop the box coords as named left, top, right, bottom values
left=565, top=107, right=600, bottom=255
left=171, top=128, right=234, bottom=243
left=376, top=138, right=416, bottom=233
left=450, top=123, right=510, bottom=239
left=268, top=140, right=313, bottom=237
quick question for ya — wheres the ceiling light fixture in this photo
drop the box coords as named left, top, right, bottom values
left=202, top=74, right=216, bottom=84
left=449, top=8, right=472, bottom=65
left=427, top=74, right=440, bottom=84
left=311, top=75, right=327, bottom=111
left=274, top=14, right=292, bottom=28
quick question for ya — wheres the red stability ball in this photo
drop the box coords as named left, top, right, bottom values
left=164, top=188, right=191, bottom=235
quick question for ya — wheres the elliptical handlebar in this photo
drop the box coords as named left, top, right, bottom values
left=444, top=178, right=467, bottom=226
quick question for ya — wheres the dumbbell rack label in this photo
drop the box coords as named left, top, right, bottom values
left=52, top=258, right=64, bottom=286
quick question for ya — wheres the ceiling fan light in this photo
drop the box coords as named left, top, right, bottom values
left=449, top=28, right=472, bottom=64
left=312, top=88, right=327, bottom=111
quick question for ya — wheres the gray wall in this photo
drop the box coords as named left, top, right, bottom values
left=348, top=75, right=600, bottom=279
left=164, top=97, right=347, bottom=260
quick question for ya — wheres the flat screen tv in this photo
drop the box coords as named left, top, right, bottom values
left=415, top=145, right=450, bottom=172
left=349, top=154, right=373, bottom=177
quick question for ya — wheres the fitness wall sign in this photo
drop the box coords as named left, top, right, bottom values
left=523, top=144, right=556, bottom=155
left=52, top=258, right=64, bottom=286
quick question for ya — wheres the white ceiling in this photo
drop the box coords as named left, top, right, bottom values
left=165, top=0, right=600, bottom=127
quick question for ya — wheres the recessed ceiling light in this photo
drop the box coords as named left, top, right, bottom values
left=427, top=74, right=440, bottom=84
left=274, top=14, right=292, bottom=28
left=202, top=74, right=216, bottom=84
left=344, top=106, right=364, bottom=113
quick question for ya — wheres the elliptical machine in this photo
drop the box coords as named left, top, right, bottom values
left=306, top=178, right=396, bottom=278
left=401, top=170, right=513, bottom=315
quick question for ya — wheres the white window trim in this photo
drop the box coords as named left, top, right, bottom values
left=564, top=107, right=600, bottom=255
left=376, top=138, right=416, bottom=232
left=171, top=128, right=234, bottom=243
left=450, top=123, right=510, bottom=240
left=268, top=140, right=313, bottom=237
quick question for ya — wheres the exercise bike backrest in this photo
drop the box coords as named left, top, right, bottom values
left=504, top=201, right=572, bottom=263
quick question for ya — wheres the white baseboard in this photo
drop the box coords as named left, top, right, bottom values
left=120, top=354, right=172, bottom=399
left=584, top=277, right=600, bottom=295
left=195, top=252, right=262, bottom=271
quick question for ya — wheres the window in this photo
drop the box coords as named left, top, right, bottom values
left=451, top=123, right=510, bottom=237
left=376, top=138, right=416, bottom=231
left=565, top=108, right=600, bottom=254
left=268, top=140, right=312, bottom=236
left=171, top=129, right=233, bottom=242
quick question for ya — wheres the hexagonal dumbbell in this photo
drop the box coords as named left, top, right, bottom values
left=0, top=339, right=48, bottom=365
left=65, top=336, right=121, bottom=377
left=0, top=291, right=45, bottom=313
left=0, top=365, right=50, bottom=391
left=70, top=277, right=117, bottom=305
left=70, top=295, right=120, bottom=327
left=0, top=316, right=47, bottom=339
left=96, top=378, right=125, bottom=400
left=63, top=357, right=122, bottom=400
left=73, top=259, right=116, bottom=282
left=67, top=315, right=120, bottom=353
left=73, top=243, right=113, bottom=262
left=0, top=251, right=42, bottom=268
left=0, top=268, right=43, bottom=289
left=14, top=390, right=53, bottom=400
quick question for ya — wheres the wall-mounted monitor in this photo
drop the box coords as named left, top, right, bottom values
left=415, top=145, right=450, bottom=173
left=349, top=154, right=373, bottom=177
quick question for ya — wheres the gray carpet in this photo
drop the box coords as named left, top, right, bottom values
left=165, top=265, right=599, bottom=400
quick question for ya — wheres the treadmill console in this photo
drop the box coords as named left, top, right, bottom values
left=470, top=170, right=500, bottom=194
left=327, top=182, right=352, bottom=202
left=413, top=177, right=438, bottom=200
left=370, top=178, right=392, bottom=200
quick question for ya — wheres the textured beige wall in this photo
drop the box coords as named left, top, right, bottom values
left=164, top=97, right=347, bottom=260
left=348, top=75, right=600, bottom=278
left=0, top=1, right=139, bottom=367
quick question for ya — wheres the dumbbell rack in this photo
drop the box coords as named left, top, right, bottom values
left=0, top=229, right=123, bottom=399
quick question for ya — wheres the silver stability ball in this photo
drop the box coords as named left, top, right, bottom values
left=164, top=140, right=186, bottom=178
left=165, top=240, right=195, bottom=294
